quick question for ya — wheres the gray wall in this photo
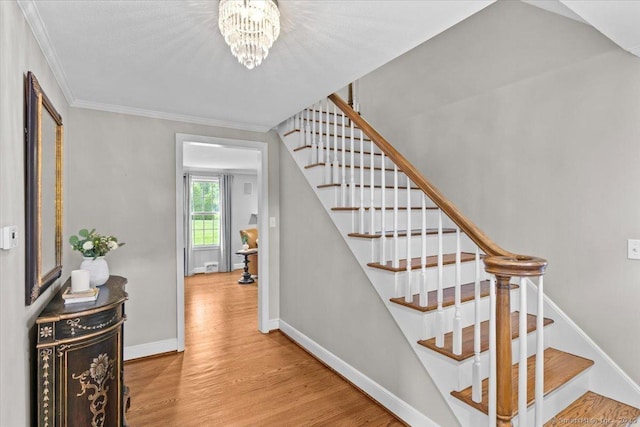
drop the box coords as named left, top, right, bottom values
left=278, top=145, right=458, bottom=426
left=0, top=2, right=70, bottom=425
left=66, top=108, right=280, bottom=347
left=359, top=1, right=640, bottom=383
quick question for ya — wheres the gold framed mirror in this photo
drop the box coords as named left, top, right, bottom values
left=25, top=71, right=63, bottom=305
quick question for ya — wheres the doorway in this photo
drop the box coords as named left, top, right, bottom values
left=175, top=134, right=271, bottom=351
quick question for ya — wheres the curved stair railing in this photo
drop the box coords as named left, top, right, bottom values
left=290, top=92, right=548, bottom=427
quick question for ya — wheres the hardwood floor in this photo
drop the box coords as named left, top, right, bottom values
left=124, top=272, right=403, bottom=426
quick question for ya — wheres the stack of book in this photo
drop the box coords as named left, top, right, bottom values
left=62, top=287, right=100, bottom=305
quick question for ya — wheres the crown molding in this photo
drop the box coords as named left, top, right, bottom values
left=17, top=0, right=76, bottom=105
left=71, top=99, right=272, bottom=132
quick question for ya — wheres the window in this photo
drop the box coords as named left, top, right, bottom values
left=191, top=178, right=220, bottom=247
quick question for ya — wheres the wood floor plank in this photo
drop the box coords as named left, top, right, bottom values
left=418, top=311, right=553, bottom=361
left=124, top=272, right=404, bottom=426
left=545, top=391, right=640, bottom=426
left=451, top=348, right=594, bottom=417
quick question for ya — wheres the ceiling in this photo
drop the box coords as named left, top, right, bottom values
left=17, top=1, right=640, bottom=132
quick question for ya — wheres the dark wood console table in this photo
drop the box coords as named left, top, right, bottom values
left=35, top=275, right=128, bottom=427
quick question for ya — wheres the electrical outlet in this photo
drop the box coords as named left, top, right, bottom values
left=1, top=226, right=18, bottom=250
left=627, top=239, right=640, bottom=260
left=269, top=217, right=276, bottom=228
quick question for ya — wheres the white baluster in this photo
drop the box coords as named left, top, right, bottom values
left=380, top=152, right=387, bottom=264
left=318, top=102, right=324, bottom=165
left=489, top=275, right=497, bottom=427
left=350, top=120, right=355, bottom=208
left=472, top=247, right=482, bottom=403
left=435, top=209, right=444, bottom=347
left=535, top=276, right=544, bottom=427
left=302, top=108, right=309, bottom=147
left=311, top=103, right=318, bottom=164
left=324, top=99, right=331, bottom=184
left=369, top=137, right=375, bottom=234
left=359, top=129, right=365, bottom=234
left=453, top=228, right=462, bottom=355
left=519, top=276, right=528, bottom=427
left=392, top=165, right=399, bottom=269
left=341, top=113, right=347, bottom=207
left=419, top=194, right=427, bottom=307
left=405, top=178, right=412, bottom=302
left=332, top=104, right=339, bottom=185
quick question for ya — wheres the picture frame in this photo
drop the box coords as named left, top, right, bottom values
left=25, top=71, right=63, bottom=305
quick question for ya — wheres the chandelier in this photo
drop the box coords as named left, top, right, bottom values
left=218, top=0, right=281, bottom=70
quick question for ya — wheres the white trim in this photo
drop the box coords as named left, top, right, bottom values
left=278, top=320, right=440, bottom=427
left=74, top=100, right=271, bottom=133
left=233, top=262, right=245, bottom=271
left=17, top=0, right=76, bottom=104
left=176, top=133, right=272, bottom=352
left=266, top=318, right=280, bottom=331
left=123, top=338, right=178, bottom=361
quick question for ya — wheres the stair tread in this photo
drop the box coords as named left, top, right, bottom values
left=332, top=206, right=433, bottom=211
left=294, top=144, right=381, bottom=156
left=418, top=311, right=553, bottom=361
left=451, top=348, right=594, bottom=417
left=349, top=228, right=456, bottom=238
left=390, top=280, right=512, bottom=313
left=318, top=183, right=420, bottom=190
left=544, top=391, right=640, bottom=426
left=368, top=252, right=477, bottom=272
left=305, top=162, right=394, bottom=172
left=287, top=128, right=372, bottom=142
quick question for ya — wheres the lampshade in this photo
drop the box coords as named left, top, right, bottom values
left=248, top=213, right=258, bottom=225
left=218, top=0, right=281, bottom=70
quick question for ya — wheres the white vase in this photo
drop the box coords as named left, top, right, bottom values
left=80, top=256, right=110, bottom=286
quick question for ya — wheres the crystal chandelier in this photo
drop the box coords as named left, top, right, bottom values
left=218, top=0, right=281, bottom=70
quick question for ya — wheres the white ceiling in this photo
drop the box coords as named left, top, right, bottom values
left=17, top=0, right=640, bottom=132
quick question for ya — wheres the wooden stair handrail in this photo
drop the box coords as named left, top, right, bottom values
left=330, top=93, right=526, bottom=261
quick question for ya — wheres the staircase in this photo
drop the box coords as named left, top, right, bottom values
left=277, top=93, right=640, bottom=426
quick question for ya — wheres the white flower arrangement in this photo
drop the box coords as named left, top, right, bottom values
left=69, top=229, right=124, bottom=259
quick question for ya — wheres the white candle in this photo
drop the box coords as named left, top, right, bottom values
left=71, top=270, right=90, bottom=293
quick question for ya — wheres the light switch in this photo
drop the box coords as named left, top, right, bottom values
left=1, top=226, right=18, bottom=250
left=269, top=217, right=276, bottom=228
left=627, top=239, right=640, bottom=260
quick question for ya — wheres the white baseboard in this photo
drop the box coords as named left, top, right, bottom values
left=278, top=320, right=439, bottom=427
left=124, top=338, right=178, bottom=361
left=233, top=262, right=244, bottom=270
left=266, top=318, right=280, bottom=331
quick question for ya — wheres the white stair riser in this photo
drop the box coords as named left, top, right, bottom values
left=332, top=209, right=458, bottom=236
left=453, top=328, right=554, bottom=391
left=348, top=233, right=459, bottom=264
left=317, top=186, right=427, bottom=208
left=296, top=147, right=394, bottom=169
left=364, top=261, right=485, bottom=298
left=368, top=232, right=480, bottom=262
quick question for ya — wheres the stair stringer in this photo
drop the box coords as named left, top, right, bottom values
left=278, top=125, right=640, bottom=425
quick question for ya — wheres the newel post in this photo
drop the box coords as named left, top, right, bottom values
left=484, top=255, right=547, bottom=427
